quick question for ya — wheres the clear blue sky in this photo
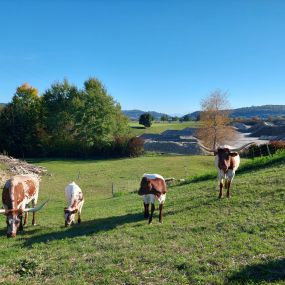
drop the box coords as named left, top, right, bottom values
left=0, top=0, right=284, bottom=114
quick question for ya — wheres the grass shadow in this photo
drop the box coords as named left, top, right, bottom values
left=227, top=258, right=285, bottom=284
left=23, top=212, right=143, bottom=247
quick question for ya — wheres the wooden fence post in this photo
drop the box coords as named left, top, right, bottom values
left=266, top=144, right=271, bottom=156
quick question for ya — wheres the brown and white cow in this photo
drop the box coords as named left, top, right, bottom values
left=138, top=174, right=167, bottom=224
left=199, top=142, right=254, bottom=198
left=64, top=182, right=84, bottom=227
left=0, top=175, right=47, bottom=237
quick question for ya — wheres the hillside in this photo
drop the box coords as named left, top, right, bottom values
left=186, top=105, right=285, bottom=120
left=123, top=109, right=169, bottom=120
left=0, top=153, right=284, bottom=284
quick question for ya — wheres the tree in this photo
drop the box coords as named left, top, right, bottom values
left=180, top=114, right=191, bottom=122
left=195, top=90, right=237, bottom=149
left=139, top=113, right=153, bottom=128
left=0, top=83, right=43, bottom=157
left=160, top=114, right=169, bottom=121
left=75, top=78, right=129, bottom=150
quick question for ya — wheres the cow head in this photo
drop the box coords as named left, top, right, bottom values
left=138, top=177, right=152, bottom=196
left=5, top=210, right=21, bottom=238
left=216, top=147, right=238, bottom=172
left=0, top=200, right=48, bottom=238
left=199, top=142, right=255, bottom=172
left=64, top=208, right=78, bottom=226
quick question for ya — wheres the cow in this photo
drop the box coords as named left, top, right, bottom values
left=199, top=142, right=254, bottom=198
left=0, top=175, right=48, bottom=238
left=64, top=182, right=84, bottom=227
left=138, top=174, right=167, bottom=224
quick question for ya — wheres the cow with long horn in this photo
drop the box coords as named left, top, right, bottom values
left=199, top=142, right=254, bottom=198
left=0, top=175, right=47, bottom=237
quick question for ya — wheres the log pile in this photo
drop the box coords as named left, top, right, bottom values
left=0, top=155, right=47, bottom=177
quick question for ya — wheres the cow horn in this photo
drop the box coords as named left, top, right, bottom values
left=229, top=142, right=255, bottom=152
left=198, top=143, right=216, bottom=153
left=0, top=209, right=6, bottom=215
left=23, top=200, right=49, bottom=213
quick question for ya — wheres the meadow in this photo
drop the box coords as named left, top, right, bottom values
left=0, top=152, right=284, bottom=284
left=129, top=121, right=199, bottom=136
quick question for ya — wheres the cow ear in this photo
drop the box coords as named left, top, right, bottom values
left=230, top=152, right=238, bottom=157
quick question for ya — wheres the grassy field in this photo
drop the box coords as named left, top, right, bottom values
left=129, top=121, right=199, bottom=136
left=0, top=153, right=284, bottom=284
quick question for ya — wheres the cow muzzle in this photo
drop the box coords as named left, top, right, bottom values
left=7, top=232, right=16, bottom=238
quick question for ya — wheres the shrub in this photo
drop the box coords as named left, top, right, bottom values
left=126, top=137, right=144, bottom=157
left=241, top=141, right=285, bottom=158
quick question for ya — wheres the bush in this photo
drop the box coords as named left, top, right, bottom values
left=241, top=141, right=285, bottom=158
left=126, top=137, right=144, bottom=157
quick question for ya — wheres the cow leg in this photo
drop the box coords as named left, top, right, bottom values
left=78, top=213, right=81, bottom=224
left=32, top=200, right=37, bottom=225
left=226, top=180, right=232, bottom=198
left=149, top=204, right=155, bottom=224
left=77, top=200, right=84, bottom=223
left=144, top=203, right=149, bottom=218
left=219, top=181, right=223, bottom=199
left=159, top=204, right=163, bottom=223
left=32, top=212, right=36, bottom=226
left=19, top=214, right=24, bottom=232
left=23, top=212, right=28, bottom=226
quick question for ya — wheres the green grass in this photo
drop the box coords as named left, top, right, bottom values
left=0, top=153, right=284, bottom=284
left=25, top=155, right=214, bottom=199
left=129, top=121, right=199, bottom=136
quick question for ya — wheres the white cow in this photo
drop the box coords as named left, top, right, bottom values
left=64, top=182, right=84, bottom=226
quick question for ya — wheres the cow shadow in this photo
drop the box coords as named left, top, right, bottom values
left=226, top=258, right=285, bottom=284
left=23, top=212, right=143, bottom=247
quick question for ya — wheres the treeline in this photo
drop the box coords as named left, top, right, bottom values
left=0, top=78, right=143, bottom=158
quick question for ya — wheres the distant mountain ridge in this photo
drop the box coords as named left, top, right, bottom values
left=185, top=105, right=285, bottom=120
left=230, top=105, right=285, bottom=119
left=124, top=105, right=285, bottom=120
left=123, top=109, right=169, bottom=120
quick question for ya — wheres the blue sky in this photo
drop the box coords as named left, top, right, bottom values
left=0, top=0, right=284, bottom=114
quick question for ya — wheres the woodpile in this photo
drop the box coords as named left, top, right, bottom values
left=0, top=155, right=47, bottom=177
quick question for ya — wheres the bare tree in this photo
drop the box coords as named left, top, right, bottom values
left=195, top=90, right=237, bottom=148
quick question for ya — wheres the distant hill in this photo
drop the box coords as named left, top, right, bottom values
left=123, top=109, right=169, bottom=120
left=187, top=105, right=285, bottom=120
left=0, top=103, right=7, bottom=110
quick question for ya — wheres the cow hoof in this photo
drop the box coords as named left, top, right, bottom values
left=32, top=223, right=37, bottom=226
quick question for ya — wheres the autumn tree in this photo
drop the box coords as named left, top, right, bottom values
left=0, top=83, right=43, bottom=156
left=195, top=90, right=237, bottom=148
